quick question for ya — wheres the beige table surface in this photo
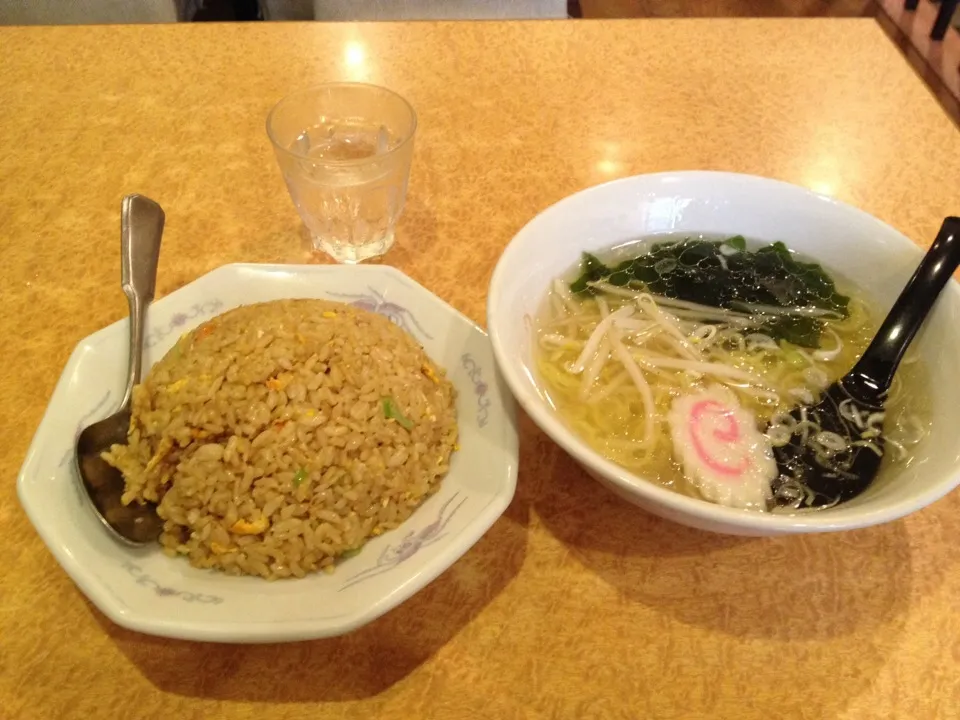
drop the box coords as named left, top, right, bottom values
left=2, top=17, right=959, bottom=720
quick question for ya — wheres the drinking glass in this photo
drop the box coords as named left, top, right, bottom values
left=267, top=83, right=417, bottom=263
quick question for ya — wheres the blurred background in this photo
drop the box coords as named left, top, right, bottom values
left=0, top=1, right=956, bottom=116
left=0, top=0, right=948, bottom=23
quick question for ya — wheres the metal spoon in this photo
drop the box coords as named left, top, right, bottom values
left=76, top=194, right=165, bottom=545
left=771, top=216, right=960, bottom=509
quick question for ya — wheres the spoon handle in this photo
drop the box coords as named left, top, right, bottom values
left=847, top=216, right=960, bottom=399
left=118, top=194, right=165, bottom=411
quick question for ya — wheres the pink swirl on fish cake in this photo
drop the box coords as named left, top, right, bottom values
left=688, top=399, right=751, bottom=479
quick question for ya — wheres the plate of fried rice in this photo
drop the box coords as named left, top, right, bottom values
left=17, top=264, right=518, bottom=643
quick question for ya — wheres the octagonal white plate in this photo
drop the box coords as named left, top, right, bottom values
left=17, top=264, right=518, bottom=643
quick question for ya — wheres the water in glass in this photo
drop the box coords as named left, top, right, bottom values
left=282, top=120, right=408, bottom=263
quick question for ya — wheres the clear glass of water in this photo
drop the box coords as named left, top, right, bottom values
left=266, top=83, right=417, bottom=263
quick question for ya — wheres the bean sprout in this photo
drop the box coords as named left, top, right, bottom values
left=729, top=300, right=844, bottom=319
left=568, top=305, right=634, bottom=373
left=812, top=328, right=843, bottom=362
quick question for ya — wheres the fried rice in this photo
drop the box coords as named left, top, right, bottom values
left=102, top=299, right=458, bottom=579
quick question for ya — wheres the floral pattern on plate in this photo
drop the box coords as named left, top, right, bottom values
left=461, top=353, right=492, bottom=428
left=340, top=492, right=468, bottom=591
left=327, top=286, right=432, bottom=340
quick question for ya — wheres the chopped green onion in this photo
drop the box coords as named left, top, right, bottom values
left=293, top=468, right=308, bottom=486
left=382, top=396, right=414, bottom=430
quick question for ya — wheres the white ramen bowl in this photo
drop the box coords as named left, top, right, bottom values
left=488, top=171, right=960, bottom=536
left=17, top=264, right=518, bottom=642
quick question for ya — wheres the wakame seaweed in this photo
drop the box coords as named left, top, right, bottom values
left=569, top=237, right=850, bottom=347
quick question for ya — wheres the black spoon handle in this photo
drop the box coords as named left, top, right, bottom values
left=847, top=217, right=960, bottom=401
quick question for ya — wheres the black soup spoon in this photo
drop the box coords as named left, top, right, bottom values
left=771, top=216, right=960, bottom=509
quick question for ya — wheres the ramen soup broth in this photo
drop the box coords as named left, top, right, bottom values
left=533, top=234, right=931, bottom=511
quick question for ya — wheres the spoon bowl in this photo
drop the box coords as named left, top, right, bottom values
left=75, top=194, right=165, bottom=545
left=772, top=216, right=960, bottom=508
left=76, top=409, right=163, bottom=543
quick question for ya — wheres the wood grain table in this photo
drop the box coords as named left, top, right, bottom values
left=2, top=18, right=959, bottom=720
